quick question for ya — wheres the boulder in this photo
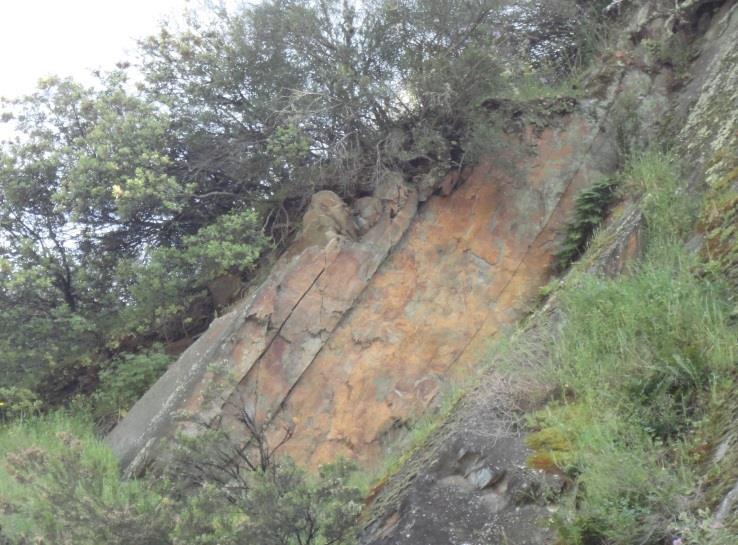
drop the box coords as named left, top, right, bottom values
left=353, top=196, right=384, bottom=235
left=206, top=273, right=243, bottom=308
left=282, top=190, right=359, bottom=261
left=298, top=190, right=358, bottom=246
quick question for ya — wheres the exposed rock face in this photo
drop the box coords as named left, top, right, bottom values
left=275, top=114, right=619, bottom=467
left=374, top=171, right=411, bottom=215
left=107, top=185, right=417, bottom=473
left=108, top=97, right=617, bottom=473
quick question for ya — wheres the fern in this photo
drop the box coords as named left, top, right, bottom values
left=554, top=177, right=619, bottom=271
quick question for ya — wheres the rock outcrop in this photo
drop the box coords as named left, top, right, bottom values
left=275, top=113, right=620, bottom=466
left=109, top=0, right=737, bottom=486
left=285, top=190, right=359, bottom=258
left=107, top=183, right=418, bottom=473
left=108, top=96, right=617, bottom=473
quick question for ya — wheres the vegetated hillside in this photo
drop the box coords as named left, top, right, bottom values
left=1, top=0, right=737, bottom=544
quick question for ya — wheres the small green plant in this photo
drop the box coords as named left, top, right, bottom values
left=668, top=510, right=738, bottom=545
left=612, top=90, right=643, bottom=160
left=644, top=34, right=694, bottom=76
left=643, top=38, right=664, bottom=61
left=0, top=388, right=41, bottom=422
left=554, top=177, right=619, bottom=272
left=500, top=70, right=585, bottom=101
left=536, top=277, right=561, bottom=302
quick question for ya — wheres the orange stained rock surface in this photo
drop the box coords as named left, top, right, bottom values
left=253, top=118, right=602, bottom=467
left=108, top=112, right=612, bottom=474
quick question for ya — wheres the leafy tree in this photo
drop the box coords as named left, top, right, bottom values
left=0, top=74, right=176, bottom=394
left=113, top=207, right=267, bottom=343
left=0, top=387, right=41, bottom=421
left=137, top=0, right=513, bottom=207
left=0, top=72, right=266, bottom=406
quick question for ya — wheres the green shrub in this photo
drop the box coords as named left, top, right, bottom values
left=0, top=388, right=41, bottom=422
left=168, top=459, right=361, bottom=545
left=643, top=33, right=694, bottom=78
left=167, top=397, right=363, bottom=545
left=115, top=207, right=267, bottom=341
left=0, top=410, right=362, bottom=545
left=0, top=414, right=171, bottom=544
left=93, top=347, right=172, bottom=423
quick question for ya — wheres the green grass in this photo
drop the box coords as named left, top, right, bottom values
left=0, top=413, right=104, bottom=502
left=528, top=151, right=738, bottom=544
left=0, top=412, right=166, bottom=542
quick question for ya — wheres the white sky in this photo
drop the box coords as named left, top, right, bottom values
left=0, top=0, right=205, bottom=100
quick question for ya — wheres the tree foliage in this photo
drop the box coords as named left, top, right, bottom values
left=0, top=74, right=178, bottom=395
